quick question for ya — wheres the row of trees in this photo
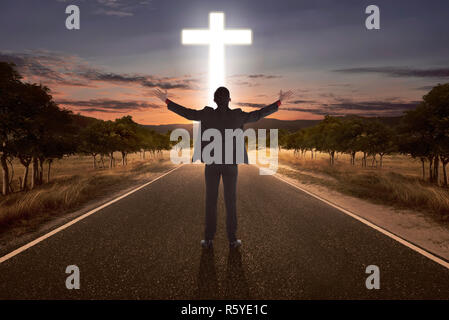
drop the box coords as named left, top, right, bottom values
left=0, top=62, right=171, bottom=196
left=280, top=83, right=449, bottom=186
left=398, top=84, right=449, bottom=185
left=281, top=116, right=394, bottom=167
left=78, top=116, right=170, bottom=170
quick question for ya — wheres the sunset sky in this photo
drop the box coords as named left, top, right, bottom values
left=1, top=0, right=449, bottom=124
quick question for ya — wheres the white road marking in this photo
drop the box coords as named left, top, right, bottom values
left=272, top=173, right=449, bottom=270
left=0, top=165, right=183, bottom=264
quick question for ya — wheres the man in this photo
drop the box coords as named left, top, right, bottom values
left=153, top=87, right=292, bottom=249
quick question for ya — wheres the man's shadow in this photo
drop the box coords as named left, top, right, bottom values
left=197, top=249, right=219, bottom=299
left=224, top=249, right=250, bottom=299
left=197, top=248, right=250, bottom=299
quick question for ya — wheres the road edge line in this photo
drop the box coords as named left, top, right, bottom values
left=0, top=165, right=183, bottom=264
left=272, top=172, right=449, bottom=270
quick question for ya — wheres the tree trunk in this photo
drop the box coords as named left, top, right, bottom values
left=420, top=158, right=425, bottom=180
left=379, top=154, right=384, bottom=168
left=122, top=152, right=126, bottom=166
left=6, top=157, right=14, bottom=193
left=110, top=152, right=114, bottom=168
left=329, top=151, right=335, bottom=165
left=38, top=157, right=44, bottom=185
left=362, top=152, right=367, bottom=167
left=92, top=154, right=97, bottom=169
left=442, top=161, right=448, bottom=187
left=31, top=157, right=38, bottom=189
left=429, top=161, right=433, bottom=182
left=21, top=165, right=29, bottom=191
left=428, top=156, right=434, bottom=182
left=47, top=159, right=53, bottom=183
left=1, top=154, right=9, bottom=196
left=434, top=156, right=440, bottom=185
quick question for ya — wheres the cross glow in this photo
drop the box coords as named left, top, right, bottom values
left=182, top=12, right=252, bottom=106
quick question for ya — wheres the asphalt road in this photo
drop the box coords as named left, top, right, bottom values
left=0, top=164, right=448, bottom=299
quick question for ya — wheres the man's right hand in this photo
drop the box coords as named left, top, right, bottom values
left=278, top=90, right=293, bottom=104
left=152, top=88, right=168, bottom=103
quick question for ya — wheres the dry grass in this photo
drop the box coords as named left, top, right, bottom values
left=0, top=152, right=174, bottom=233
left=278, top=150, right=449, bottom=220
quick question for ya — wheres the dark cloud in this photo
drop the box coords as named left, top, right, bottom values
left=327, top=83, right=353, bottom=87
left=0, top=51, right=195, bottom=90
left=79, top=108, right=125, bottom=113
left=281, top=100, right=419, bottom=117
left=329, top=101, right=420, bottom=111
left=288, top=99, right=317, bottom=104
left=58, top=0, right=151, bottom=17
left=247, top=74, right=282, bottom=79
left=82, top=70, right=147, bottom=83
left=334, top=67, right=449, bottom=78
left=0, top=52, right=74, bottom=84
left=141, top=80, right=191, bottom=90
left=234, top=102, right=267, bottom=109
left=230, top=74, right=282, bottom=80
left=280, top=107, right=332, bottom=116
left=81, top=70, right=193, bottom=89
left=415, top=85, right=435, bottom=91
left=57, top=98, right=162, bottom=112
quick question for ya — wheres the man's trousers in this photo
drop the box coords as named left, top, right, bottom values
left=204, top=164, right=238, bottom=242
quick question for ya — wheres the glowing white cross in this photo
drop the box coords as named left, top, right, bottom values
left=182, top=12, right=252, bottom=106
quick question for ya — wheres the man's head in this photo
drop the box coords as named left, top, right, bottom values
left=214, top=86, right=231, bottom=107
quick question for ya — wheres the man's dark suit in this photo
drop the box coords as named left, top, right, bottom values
left=167, top=99, right=279, bottom=242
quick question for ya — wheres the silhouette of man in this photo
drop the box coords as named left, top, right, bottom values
left=154, top=87, right=292, bottom=249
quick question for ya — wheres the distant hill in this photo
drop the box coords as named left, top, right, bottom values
left=70, top=113, right=101, bottom=128
left=143, top=118, right=321, bottom=135
left=143, top=116, right=402, bottom=134
left=143, top=123, right=193, bottom=134
left=68, top=112, right=402, bottom=134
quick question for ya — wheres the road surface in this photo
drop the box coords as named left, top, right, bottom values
left=0, top=164, right=448, bottom=299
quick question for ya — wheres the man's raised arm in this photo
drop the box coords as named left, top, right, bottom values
left=152, top=88, right=203, bottom=121
left=243, top=90, right=293, bottom=124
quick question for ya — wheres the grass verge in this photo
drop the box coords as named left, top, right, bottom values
left=278, top=151, right=449, bottom=222
left=0, top=155, right=174, bottom=238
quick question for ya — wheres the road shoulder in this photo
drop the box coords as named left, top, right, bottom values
left=276, top=167, right=449, bottom=261
left=0, top=164, right=178, bottom=258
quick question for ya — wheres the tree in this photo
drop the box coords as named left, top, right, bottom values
left=364, top=120, right=395, bottom=168
left=102, top=120, right=120, bottom=168
left=114, top=116, right=140, bottom=166
left=314, top=116, right=342, bottom=165
left=337, top=117, right=364, bottom=165
left=18, top=84, right=74, bottom=188
left=398, top=84, right=449, bottom=184
left=0, top=62, right=24, bottom=194
left=79, top=120, right=110, bottom=169
left=423, top=83, right=449, bottom=186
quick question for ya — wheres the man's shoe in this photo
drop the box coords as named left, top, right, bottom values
left=201, top=240, right=213, bottom=249
left=229, top=239, right=242, bottom=249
